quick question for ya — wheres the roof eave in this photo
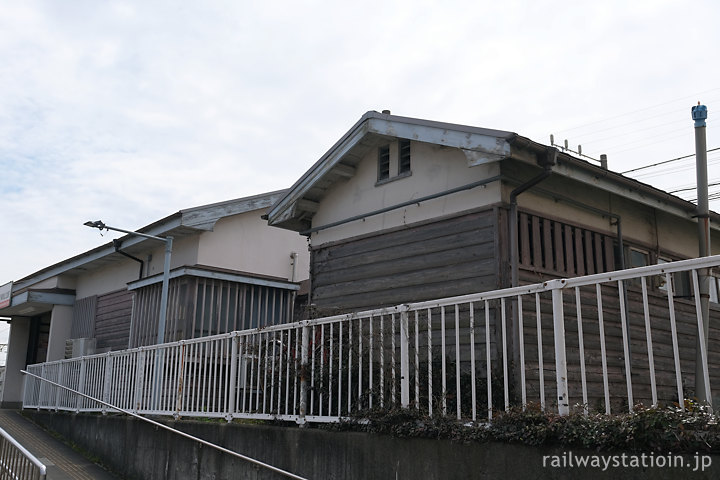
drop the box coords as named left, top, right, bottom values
left=507, top=136, right=720, bottom=225
left=11, top=191, right=289, bottom=291
left=267, top=111, right=516, bottom=231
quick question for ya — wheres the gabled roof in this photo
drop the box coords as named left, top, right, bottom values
left=266, top=111, right=517, bottom=231
left=10, top=190, right=288, bottom=292
left=267, top=111, right=719, bottom=234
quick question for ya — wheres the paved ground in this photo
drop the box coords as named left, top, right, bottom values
left=0, top=409, right=120, bottom=480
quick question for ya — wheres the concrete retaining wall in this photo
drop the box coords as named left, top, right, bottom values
left=23, top=411, right=720, bottom=479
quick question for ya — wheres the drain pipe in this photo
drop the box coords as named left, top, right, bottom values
left=113, top=239, right=145, bottom=279
left=510, top=147, right=558, bottom=287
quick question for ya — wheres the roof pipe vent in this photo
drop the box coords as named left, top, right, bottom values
left=381, top=109, right=391, bottom=115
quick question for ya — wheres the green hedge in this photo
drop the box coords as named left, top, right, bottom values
left=327, top=402, right=720, bottom=453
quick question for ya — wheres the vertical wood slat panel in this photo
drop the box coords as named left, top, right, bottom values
left=519, top=211, right=619, bottom=277
left=542, top=218, right=553, bottom=271
left=564, top=224, right=575, bottom=276
left=594, top=233, right=605, bottom=273
left=574, top=227, right=585, bottom=276
left=520, top=212, right=531, bottom=266
left=239, top=286, right=247, bottom=331
left=532, top=216, right=542, bottom=269
left=131, top=277, right=294, bottom=345
left=584, top=230, right=595, bottom=274
left=554, top=222, right=565, bottom=273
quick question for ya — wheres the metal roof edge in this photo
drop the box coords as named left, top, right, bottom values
left=267, top=111, right=516, bottom=227
left=126, top=266, right=300, bottom=291
left=10, top=190, right=289, bottom=292
left=267, top=112, right=376, bottom=225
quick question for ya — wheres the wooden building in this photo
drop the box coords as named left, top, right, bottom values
left=267, top=111, right=720, bottom=409
left=0, top=190, right=310, bottom=407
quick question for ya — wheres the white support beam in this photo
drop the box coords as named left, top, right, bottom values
left=332, top=164, right=356, bottom=178
left=296, top=199, right=320, bottom=213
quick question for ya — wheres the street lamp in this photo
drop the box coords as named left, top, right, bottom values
left=84, top=220, right=173, bottom=345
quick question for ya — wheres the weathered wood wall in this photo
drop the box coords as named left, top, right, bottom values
left=310, top=209, right=499, bottom=312
left=518, top=284, right=720, bottom=411
left=95, top=289, right=134, bottom=351
left=71, top=296, right=97, bottom=339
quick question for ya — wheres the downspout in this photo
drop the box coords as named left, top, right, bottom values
left=507, top=146, right=556, bottom=408
left=113, top=239, right=145, bottom=280
left=510, top=147, right=558, bottom=287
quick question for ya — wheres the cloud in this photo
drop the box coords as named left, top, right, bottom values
left=1, top=0, right=720, bottom=281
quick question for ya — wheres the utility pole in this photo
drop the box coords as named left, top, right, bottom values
left=692, top=103, right=712, bottom=407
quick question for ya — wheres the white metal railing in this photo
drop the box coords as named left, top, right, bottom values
left=0, top=426, right=46, bottom=480
left=23, top=255, right=720, bottom=421
left=21, top=370, right=306, bottom=480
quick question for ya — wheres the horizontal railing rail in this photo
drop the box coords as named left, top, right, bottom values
left=23, top=255, right=720, bottom=422
left=0, top=425, right=46, bottom=480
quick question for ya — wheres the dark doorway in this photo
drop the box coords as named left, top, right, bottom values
left=26, top=313, right=51, bottom=365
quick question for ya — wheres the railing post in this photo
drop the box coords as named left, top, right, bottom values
left=38, top=364, right=47, bottom=409
left=102, top=353, right=114, bottom=414
left=298, top=325, right=310, bottom=425
left=399, top=307, right=410, bottom=408
left=548, top=279, right=570, bottom=415
left=55, top=363, right=64, bottom=410
left=77, top=357, right=87, bottom=413
left=226, top=337, right=238, bottom=421
left=133, top=350, right=147, bottom=413
left=174, top=343, right=187, bottom=419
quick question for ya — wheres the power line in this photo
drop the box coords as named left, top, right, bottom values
left=546, top=88, right=720, bottom=136
left=558, top=95, right=720, bottom=146
left=670, top=180, right=720, bottom=194
left=621, top=147, right=720, bottom=175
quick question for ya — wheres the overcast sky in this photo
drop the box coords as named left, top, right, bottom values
left=1, top=0, right=720, bottom=287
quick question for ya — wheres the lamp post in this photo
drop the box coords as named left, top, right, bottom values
left=84, top=220, right=173, bottom=345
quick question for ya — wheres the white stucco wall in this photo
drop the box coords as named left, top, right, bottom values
left=310, top=141, right=502, bottom=246
left=144, top=235, right=200, bottom=278
left=197, top=211, right=310, bottom=282
left=74, top=258, right=146, bottom=298
left=1, top=318, right=29, bottom=406
left=72, top=236, right=199, bottom=298
left=47, top=305, right=73, bottom=362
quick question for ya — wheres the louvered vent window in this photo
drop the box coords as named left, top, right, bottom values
left=378, top=145, right=390, bottom=181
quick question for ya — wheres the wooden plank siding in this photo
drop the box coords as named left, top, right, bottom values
left=71, top=295, right=97, bottom=339
left=517, top=282, right=720, bottom=412
left=515, top=210, right=720, bottom=411
left=310, top=210, right=498, bottom=312
left=95, top=289, right=134, bottom=351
